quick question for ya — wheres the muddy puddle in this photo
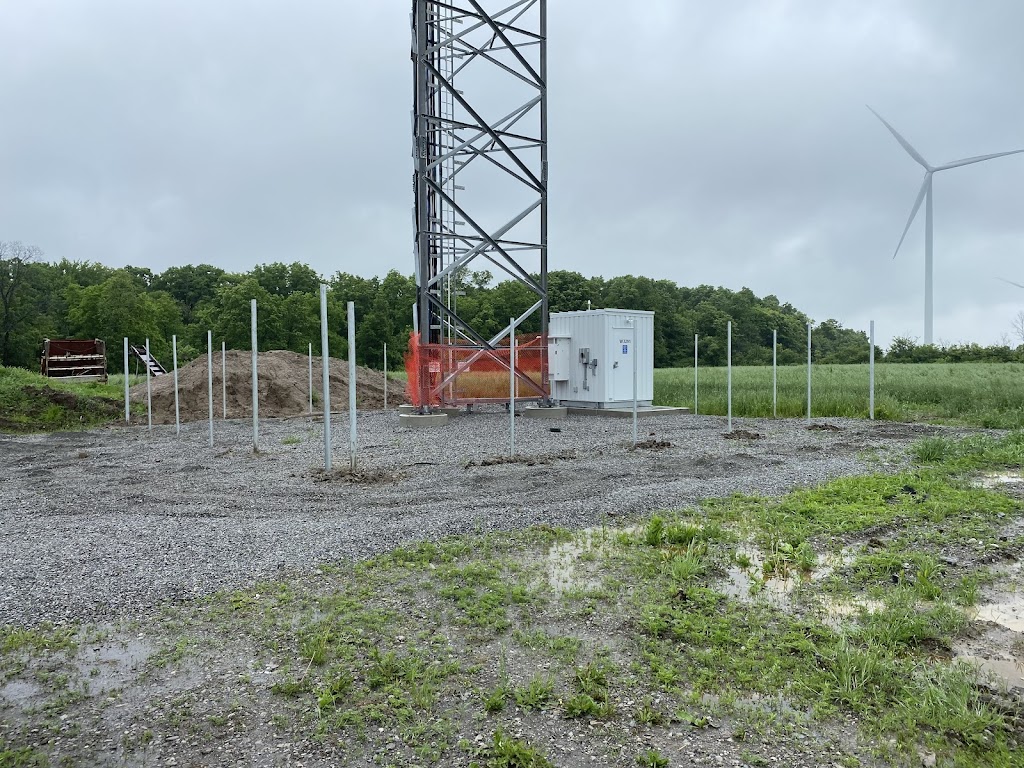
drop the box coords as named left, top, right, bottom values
left=75, top=636, right=155, bottom=695
left=959, top=560, right=1024, bottom=690
left=721, top=546, right=854, bottom=597
left=724, top=543, right=1024, bottom=691
left=978, top=470, right=1024, bottom=489
left=544, top=527, right=625, bottom=595
left=0, top=678, right=43, bottom=707
left=955, top=654, right=1024, bottom=690
left=547, top=524, right=1024, bottom=692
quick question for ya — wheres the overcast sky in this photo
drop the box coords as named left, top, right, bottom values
left=2, top=0, right=1023, bottom=348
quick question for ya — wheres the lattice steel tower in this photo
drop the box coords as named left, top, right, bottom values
left=411, top=0, right=548, bottom=407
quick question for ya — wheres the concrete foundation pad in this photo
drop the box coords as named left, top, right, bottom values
left=397, top=404, right=417, bottom=414
left=566, top=406, right=690, bottom=418
left=522, top=406, right=568, bottom=420
left=437, top=407, right=462, bottom=417
left=398, top=412, right=449, bottom=428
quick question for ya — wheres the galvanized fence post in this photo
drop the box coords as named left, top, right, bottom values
left=172, top=335, right=180, bottom=436
left=251, top=299, right=259, bottom=451
left=320, top=285, right=332, bottom=472
left=509, top=317, right=516, bottom=457
left=727, top=321, right=732, bottom=432
left=221, top=341, right=227, bottom=419
left=207, top=331, right=213, bottom=447
left=123, top=337, right=130, bottom=423
left=348, top=301, right=357, bottom=471
left=869, top=320, right=875, bottom=420
left=772, top=329, right=777, bottom=418
left=806, top=323, right=812, bottom=424
left=631, top=319, right=638, bottom=446
left=693, top=333, right=698, bottom=416
left=145, top=338, right=152, bottom=433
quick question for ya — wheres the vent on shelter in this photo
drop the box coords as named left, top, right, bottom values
left=405, top=332, right=548, bottom=408
left=39, top=338, right=108, bottom=383
left=130, top=344, right=168, bottom=377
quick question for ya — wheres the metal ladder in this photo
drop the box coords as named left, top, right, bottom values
left=130, top=345, right=168, bottom=376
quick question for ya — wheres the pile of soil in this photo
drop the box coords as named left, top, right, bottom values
left=724, top=429, right=763, bottom=440
left=634, top=439, right=672, bottom=451
left=130, top=350, right=388, bottom=425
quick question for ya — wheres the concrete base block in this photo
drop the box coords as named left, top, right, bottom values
left=398, top=412, right=449, bottom=428
left=566, top=406, right=690, bottom=419
left=522, top=406, right=568, bottom=420
left=396, top=405, right=461, bottom=417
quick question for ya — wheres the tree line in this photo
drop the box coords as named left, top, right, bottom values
left=2, top=240, right=1020, bottom=375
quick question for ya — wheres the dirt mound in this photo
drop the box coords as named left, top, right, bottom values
left=633, top=439, right=672, bottom=451
left=724, top=429, right=763, bottom=440
left=130, top=350, right=387, bottom=424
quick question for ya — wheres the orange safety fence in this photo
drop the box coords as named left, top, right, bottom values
left=405, top=332, right=549, bottom=407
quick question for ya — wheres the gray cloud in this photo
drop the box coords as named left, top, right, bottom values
left=1, top=0, right=1022, bottom=347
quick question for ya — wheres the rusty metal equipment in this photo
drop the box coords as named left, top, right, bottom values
left=40, top=339, right=108, bottom=382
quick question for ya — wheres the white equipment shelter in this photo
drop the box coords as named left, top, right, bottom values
left=547, top=309, right=654, bottom=409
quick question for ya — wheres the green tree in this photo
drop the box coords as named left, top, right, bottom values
left=193, top=278, right=282, bottom=351
left=65, top=270, right=183, bottom=371
left=253, top=262, right=323, bottom=297
left=0, top=242, right=43, bottom=367
left=151, top=264, right=228, bottom=324
left=360, top=271, right=416, bottom=368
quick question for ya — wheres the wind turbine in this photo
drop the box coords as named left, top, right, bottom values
left=998, top=277, right=1024, bottom=291
left=869, top=106, right=1024, bottom=345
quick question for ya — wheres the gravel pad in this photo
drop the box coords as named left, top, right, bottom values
left=0, top=412, right=947, bottom=626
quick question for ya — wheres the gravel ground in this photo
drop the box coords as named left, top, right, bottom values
left=0, top=410, right=947, bottom=627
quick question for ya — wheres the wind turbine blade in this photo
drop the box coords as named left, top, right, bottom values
left=997, top=277, right=1024, bottom=290
left=936, top=149, right=1024, bottom=171
left=867, top=105, right=932, bottom=170
left=892, top=175, right=930, bottom=260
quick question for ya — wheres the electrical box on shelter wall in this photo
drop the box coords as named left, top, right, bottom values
left=547, top=309, right=654, bottom=408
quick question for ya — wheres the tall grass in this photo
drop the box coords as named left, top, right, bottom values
left=654, top=363, right=1024, bottom=428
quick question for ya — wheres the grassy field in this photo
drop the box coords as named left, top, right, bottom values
left=5, top=362, right=1024, bottom=433
left=655, top=363, right=1024, bottom=429
left=0, top=365, right=142, bottom=432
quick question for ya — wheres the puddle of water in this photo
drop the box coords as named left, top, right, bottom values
left=0, top=679, right=42, bottom=707
left=966, top=559, right=1024, bottom=633
left=978, top=471, right=1024, bottom=489
left=720, top=546, right=857, bottom=605
left=544, top=527, right=621, bottom=595
left=966, top=601, right=1024, bottom=633
left=817, top=596, right=885, bottom=628
left=74, top=637, right=154, bottom=695
left=955, top=654, right=1024, bottom=690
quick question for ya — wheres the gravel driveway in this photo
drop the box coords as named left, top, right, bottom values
left=0, top=411, right=943, bottom=627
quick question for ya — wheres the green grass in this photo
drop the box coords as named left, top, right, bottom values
left=655, top=362, right=1024, bottom=427
left=469, top=730, right=554, bottom=767
left=0, top=365, right=140, bottom=433
left=1, top=625, right=77, bottom=657
left=0, top=746, right=49, bottom=767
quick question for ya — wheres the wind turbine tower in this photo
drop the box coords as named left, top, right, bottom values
left=869, top=107, right=1024, bottom=345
